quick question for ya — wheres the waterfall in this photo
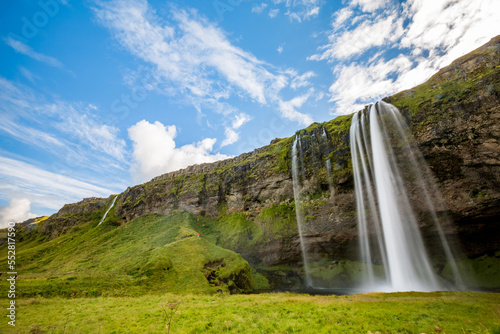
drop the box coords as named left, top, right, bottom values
left=292, top=135, right=313, bottom=286
left=98, top=195, right=118, bottom=226
left=321, top=127, right=335, bottom=198
left=350, top=101, right=463, bottom=292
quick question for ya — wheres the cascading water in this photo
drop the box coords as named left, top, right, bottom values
left=292, top=135, right=313, bottom=287
left=350, top=101, right=463, bottom=292
left=291, top=127, right=340, bottom=288
left=321, top=127, right=335, bottom=197
left=98, top=195, right=118, bottom=226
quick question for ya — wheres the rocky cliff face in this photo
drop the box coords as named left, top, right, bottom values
left=42, top=37, right=500, bottom=273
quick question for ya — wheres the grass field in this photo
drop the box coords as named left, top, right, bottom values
left=1, top=291, right=499, bottom=333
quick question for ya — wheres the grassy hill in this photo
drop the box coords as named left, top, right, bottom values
left=0, top=211, right=260, bottom=297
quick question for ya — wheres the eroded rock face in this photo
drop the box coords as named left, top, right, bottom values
left=43, top=36, right=500, bottom=268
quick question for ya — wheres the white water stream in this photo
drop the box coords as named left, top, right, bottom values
left=98, top=195, right=118, bottom=226
left=350, top=101, right=462, bottom=292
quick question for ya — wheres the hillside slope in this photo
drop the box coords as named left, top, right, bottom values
left=1, top=211, right=256, bottom=297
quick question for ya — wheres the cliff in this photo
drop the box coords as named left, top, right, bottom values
left=37, top=36, right=500, bottom=290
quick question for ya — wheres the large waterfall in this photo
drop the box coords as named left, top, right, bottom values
left=350, top=101, right=463, bottom=292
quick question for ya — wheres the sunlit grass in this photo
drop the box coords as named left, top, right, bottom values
left=1, top=291, right=499, bottom=333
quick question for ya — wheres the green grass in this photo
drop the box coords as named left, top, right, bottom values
left=1, top=291, right=498, bottom=333
left=0, top=212, right=255, bottom=297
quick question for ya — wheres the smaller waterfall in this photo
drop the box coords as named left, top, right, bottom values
left=292, top=135, right=313, bottom=286
left=321, top=127, right=335, bottom=197
left=98, top=195, right=118, bottom=226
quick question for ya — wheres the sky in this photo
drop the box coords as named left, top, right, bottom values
left=0, top=0, right=499, bottom=227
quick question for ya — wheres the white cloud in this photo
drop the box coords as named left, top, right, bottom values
left=350, top=0, right=389, bottom=12
left=290, top=70, right=316, bottom=90
left=311, top=0, right=500, bottom=115
left=304, top=6, right=320, bottom=18
left=287, top=12, right=302, bottom=22
left=232, top=113, right=251, bottom=130
left=273, top=0, right=323, bottom=22
left=400, top=0, right=500, bottom=69
left=252, top=3, right=268, bottom=14
left=278, top=90, right=314, bottom=126
left=313, top=14, right=403, bottom=61
left=0, top=198, right=37, bottom=228
left=128, top=120, right=231, bottom=182
left=222, top=127, right=239, bottom=147
left=221, top=113, right=252, bottom=147
left=269, top=9, right=280, bottom=18
left=277, top=46, right=284, bottom=54
left=329, top=55, right=413, bottom=114
left=4, top=37, right=63, bottom=68
left=331, top=7, right=354, bottom=30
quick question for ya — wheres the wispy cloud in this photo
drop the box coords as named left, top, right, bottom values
left=19, top=66, right=40, bottom=83
left=269, top=9, right=279, bottom=18
left=278, top=89, right=314, bottom=125
left=4, top=37, right=64, bottom=68
left=310, top=0, right=500, bottom=114
left=0, top=116, right=65, bottom=153
left=53, top=105, right=127, bottom=162
left=271, top=0, right=323, bottom=22
left=289, top=70, right=316, bottom=90
left=0, top=76, right=128, bottom=217
left=0, top=156, right=116, bottom=216
left=221, top=112, right=252, bottom=147
left=93, top=0, right=315, bottom=129
left=0, top=77, right=128, bottom=166
left=128, top=120, right=232, bottom=182
left=252, top=2, right=268, bottom=14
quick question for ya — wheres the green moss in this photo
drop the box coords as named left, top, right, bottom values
left=304, top=215, right=316, bottom=222
left=215, top=213, right=264, bottom=252
left=252, top=270, right=271, bottom=290
left=257, top=202, right=297, bottom=239
left=442, top=253, right=500, bottom=289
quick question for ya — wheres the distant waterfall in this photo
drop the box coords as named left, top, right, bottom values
left=292, top=135, right=313, bottom=287
left=350, top=101, right=463, bottom=292
left=98, top=195, right=118, bottom=226
left=321, top=127, right=335, bottom=197
left=291, top=126, right=338, bottom=288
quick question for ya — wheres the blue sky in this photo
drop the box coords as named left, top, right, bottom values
left=0, top=0, right=499, bottom=226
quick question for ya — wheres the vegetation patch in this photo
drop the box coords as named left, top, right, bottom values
left=0, top=212, right=255, bottom=297
left=1, top=291, right=498, bottom=333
